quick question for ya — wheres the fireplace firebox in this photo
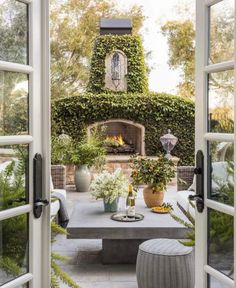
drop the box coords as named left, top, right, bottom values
left=87, top=119, right=145, bottom=156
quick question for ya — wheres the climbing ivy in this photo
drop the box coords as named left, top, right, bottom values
left=52, top=93, right=195, bottom=165
left=87, top=35, right=148, bottom=94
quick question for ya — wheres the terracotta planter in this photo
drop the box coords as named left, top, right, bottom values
left=143, top=186, right=164, bottom=208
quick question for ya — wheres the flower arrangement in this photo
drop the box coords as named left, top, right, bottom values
left=90, top=169, right=128, bottom=204
left=130, top=154, right=175, bottom=193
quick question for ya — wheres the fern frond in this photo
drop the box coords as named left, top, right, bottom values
left=189, top=199, right=195, bottom=209
left=51, top=252, right=70, bottom=262
left=51, top=271, right=60, bottom=288
left=178, top=177, right=187, bottom=185
left=51, top=221, right=67, bottom=235
left=179, top=240, right=195, bottom=247
left=51, top=260, right=81, bottom=288
left=0, top=257, right=21, bottom=276
left=185, top=210, right=195, bottom=225
left=170, top=212, right=194, bottom=229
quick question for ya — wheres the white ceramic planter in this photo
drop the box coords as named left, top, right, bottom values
left=74, top=164, right=92, bottom=192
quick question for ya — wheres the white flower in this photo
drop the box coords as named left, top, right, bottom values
left=90, top=169, right=128, bottom=204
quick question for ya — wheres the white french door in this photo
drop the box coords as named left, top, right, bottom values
left=0, top=1, right=50, bottom=288
left=195, top=0, right=235, bottom=287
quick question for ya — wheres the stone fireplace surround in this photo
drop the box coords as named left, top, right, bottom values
left=66, top=120, right=145, bottom=184
left=65, top=119, right=176, bottom=185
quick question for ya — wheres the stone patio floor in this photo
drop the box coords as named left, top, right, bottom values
left=52, top=185, right=178, bottom=288
left=52, top=184, right=226, bottom=288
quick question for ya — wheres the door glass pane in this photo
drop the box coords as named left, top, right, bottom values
left=209, top=0, right=234, bottom=64
left=0, top=214, right=29, bottom=285
left=208, top=70, right=234, bottom=133
left=0, top=145, right=29, bottom=211
left=16, top=284, right=28, bottom=288
left=0, top=0, right=28, bottom=64
left=208, top=209, right=234, bottom=279
left=207, top=141, right=234, bottom=206
left=209, top=275, right=231, bottom=287
left=0, top=71, right=29, bottom=136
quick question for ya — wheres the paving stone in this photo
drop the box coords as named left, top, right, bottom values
left=108, top=265, right=137, bottom=282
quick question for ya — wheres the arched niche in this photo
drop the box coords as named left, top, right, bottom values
left=105, top=50, right=127, bottom=92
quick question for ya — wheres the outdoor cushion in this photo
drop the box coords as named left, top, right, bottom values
left=177, top=190, right=193, bottom=212
left=51, top=199, right=60, bottom=218
left=188, top=174, right=196, bottom=191
left=178, top=161, right=233, bottom=219
left=50, top=178, right=67, bottom=219
left=187, top=161, right=232, bottom=192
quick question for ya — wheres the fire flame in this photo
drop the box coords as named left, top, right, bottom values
left=106, top=134, right=125, bottom=146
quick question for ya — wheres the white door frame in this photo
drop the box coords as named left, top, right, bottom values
left=195, top=0, right=235, bottom=287
left=0, top=0, right=50, bottom=287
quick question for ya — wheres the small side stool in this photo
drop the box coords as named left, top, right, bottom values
left=136, top=239, right=194, bottom=288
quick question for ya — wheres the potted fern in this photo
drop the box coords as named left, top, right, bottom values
left=71, top=130, right=106, bottom=192
left=0, top=149, right=80, bottom=288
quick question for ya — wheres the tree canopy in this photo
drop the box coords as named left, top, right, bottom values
left=50, top=0, right=145, bottom=99
left=161, top=20, right=195, bottom=98
left=0, top=1, right=28, bottom=136
left=161, top=1, right=234, bottom=99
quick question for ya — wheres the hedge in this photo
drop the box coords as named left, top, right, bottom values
left=87, top=35, right=148, bottom=94
left=52, top=93, right=195, bottom=165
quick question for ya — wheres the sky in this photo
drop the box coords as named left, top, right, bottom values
left=116, top=0, right=194, bottom=94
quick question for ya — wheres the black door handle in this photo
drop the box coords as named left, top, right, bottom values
left=188, top=150, right=204, bottom=213
left=34, top=199, right=49, bottom=208
left=33, top=153, right=49, bottom=218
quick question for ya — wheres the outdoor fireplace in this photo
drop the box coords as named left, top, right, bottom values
left=87, top=119, right=145, bottom=156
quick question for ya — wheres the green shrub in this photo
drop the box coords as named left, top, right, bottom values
left=51, top=134, right=74, bottom=165
left=52, top=93, right=195, bottom=165
left=87, top=35, right=148, bottom=94
left=70, top=129, right=106, bottom=169
left=130, top=154, right=175, bottom=192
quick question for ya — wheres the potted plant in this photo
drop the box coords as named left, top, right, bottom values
left=51, top=134, right=73, bottom=188
left=90, top=169, right=128, bottom=212
left=71, top=131, right=106, bottom=192
left=130, top=154, right=175, bottom=208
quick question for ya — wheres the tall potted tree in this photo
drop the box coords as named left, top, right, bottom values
left=130, top=155, right=175, bottom=208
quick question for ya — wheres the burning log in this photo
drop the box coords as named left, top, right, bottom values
left=105, top=134, right=135, bottom=154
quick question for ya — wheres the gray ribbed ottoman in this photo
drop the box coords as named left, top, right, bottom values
left=136, top=239, right=194, bottom=288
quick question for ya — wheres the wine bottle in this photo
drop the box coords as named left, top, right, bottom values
left=126, top=183, right=135, bottom=218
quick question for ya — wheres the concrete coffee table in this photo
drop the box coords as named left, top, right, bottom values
left=67, top=191, right=190, bottom=264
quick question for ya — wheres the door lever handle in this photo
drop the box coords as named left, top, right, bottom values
left=34, top=199, right=49, bottom=207
left=189, top=194, right=202, bottom=201
left=194, top=167, right=202, bottom=175
left=189, top=193, right=204, bottom=213
left=190, top=150, right=204, bottom=213
left=33, top=153, right=49, bottom=218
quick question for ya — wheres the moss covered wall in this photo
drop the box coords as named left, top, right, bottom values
left=87, top=35, right=148, bottom=94
left=52, top=93, right=195, bottom=165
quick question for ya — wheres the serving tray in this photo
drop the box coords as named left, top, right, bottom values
left=111, top=213, right=144, bottom=222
